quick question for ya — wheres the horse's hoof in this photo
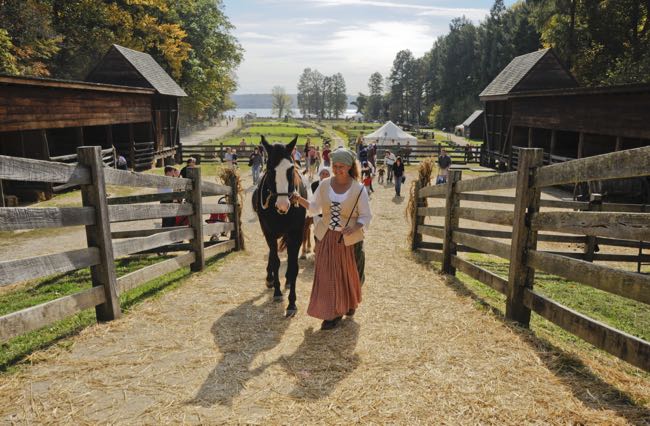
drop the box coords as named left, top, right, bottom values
left=273, top=295, right=283, bottom=302
left=265, top=280, right=274, bottom=289
left=285, top=308, right=297, bottom=318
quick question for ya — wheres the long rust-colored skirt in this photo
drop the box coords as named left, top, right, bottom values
left=307, top=229, right=362, bottom=320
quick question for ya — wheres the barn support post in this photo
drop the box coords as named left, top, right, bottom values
left=77, top=146, right=121, bottom=322
left=577, top=132, right=585, bottom=159
left=549, top=130, right=557, bottom=164
left=411, top=180, right=424, bottom=251
left=229, top=174, right=242, bottom=251
left=0, top=179, right=5, bottom=207
left=584, top=193, right=602, bottom=262
left=615, top=136, right=623, bottom=152
left=506, top=148, right=543, bottom=327
left=187, top=167, right=205, bottom=271
left=441, top=170, right=462, bottom=275
left=527, top=127, right=533, bottom=148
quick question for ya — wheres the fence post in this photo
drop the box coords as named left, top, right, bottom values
left=187, top=167, right=205, bottom=271
left=411, top=180, right=424, bottom=251
left=229, top=174, right=242, bottom=251
left=506, top=148, right=543, bottom=326
left=442, top=170, right=462, bottom=274
left=77, top=146, right=121, bottom=321
left=584, top=193, right=602, bottom=262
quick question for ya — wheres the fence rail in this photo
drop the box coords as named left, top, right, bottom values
left=0, top=146, right=242, bottom=343
left=411, top=146, right=650, bottom=372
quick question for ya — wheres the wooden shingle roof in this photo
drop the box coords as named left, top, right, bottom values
left=479, top=49, right=577, bottom=100
left=462, top=110, right=483, bottom=127
left=86, top=44, right=187, bottom=97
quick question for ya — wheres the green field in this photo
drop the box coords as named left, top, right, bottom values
left=245, top=126, right=319, bottom=136
left=205, top=119, right=327, bottom=146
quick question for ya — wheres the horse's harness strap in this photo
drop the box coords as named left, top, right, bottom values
left=259, top=171, right=299, bottom=211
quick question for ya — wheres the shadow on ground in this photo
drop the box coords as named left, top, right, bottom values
left=437, top=272, right=650, bottom=423
left=191, top=292, right=290, bottom=407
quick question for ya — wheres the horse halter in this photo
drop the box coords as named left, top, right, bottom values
left=259, top=165, right=297, bottom=213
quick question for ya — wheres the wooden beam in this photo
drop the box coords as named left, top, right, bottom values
left=418, top=184, right=447, bottom=198
left=108, top=203, right=193, bottom=223
left=203, top=222, right=235, bottom=238
left=531, top=211, right=650, bottom=241
left=452, top=230, right=511, bottom=259
left=107, top=191, right=190, bottom=205
left=0, top=155, right=91, bottom=185
left=442, top=170, right=462, bottom=274
left=534, top=146, right=650, bottom=188
left=527, top=250, right=650, bottom=305
left=416, top=248, right=443, bottom=263
left=112, top=226, right=187, bottom=239
left=0, top=248, right=100, bottom=286
left=417, top=207, right=446, bottom=217
left=615, top=136, right=623, bottom=152
left=104, top=168, right=192, bottom=190
left=0, top=207, right=95, bottom=231
left=0, top=286, right=105, bottom=342
left=417, top=224, right=445, bottom=239
left=202, top=204, right=235, bottom=215
left=451, top=256, right=507, bottom=295
left=204, top=239, right=236, bottom=258
left=577, top=132, right=584, bottom=159
left=112, top=228, right=195, bottom=258
left=187, top=167, right=205, bottom=271
left=116, top=252, right=196, bottom=295
left=506, top=148, right=543, bottom=326
left=78, top=146, right=121, bottom=321
left=201, top=181, right=231, bottom=196
left=457, top=207, right=514, bottom=226
left=549, top=130, right=556, bottom=164
left=527, top=127, right=533, bottom=148
left=524, top=289, right=650, bottom=372
left=454, top=171, right=517, bottom=194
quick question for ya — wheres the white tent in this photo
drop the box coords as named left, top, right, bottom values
left=362, top=121, right=417, bottom=145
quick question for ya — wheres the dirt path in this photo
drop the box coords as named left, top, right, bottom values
left=1, top=172, right=647, bottom=424
left=182, top=119, right=240, bottom=145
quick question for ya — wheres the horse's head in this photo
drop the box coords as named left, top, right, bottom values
left=261, top=135, right=297, bottom=214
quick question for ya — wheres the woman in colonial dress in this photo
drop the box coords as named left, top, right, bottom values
left=291, top=148, right=372, bottom=330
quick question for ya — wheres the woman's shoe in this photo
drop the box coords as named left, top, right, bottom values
left=346, top=309, right=355, bottom=317
left=321, top=317, right=342, bottom=330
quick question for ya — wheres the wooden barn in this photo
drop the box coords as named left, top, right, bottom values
left=479, top=48, right=650, bottom=174
left=458, top=110, right=484, bottom=140
left=0, top=44, right=186, bottom=202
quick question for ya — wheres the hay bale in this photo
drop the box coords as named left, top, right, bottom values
left=218, top=167, right=245, bottom=250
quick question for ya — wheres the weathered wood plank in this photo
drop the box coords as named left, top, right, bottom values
left=0, top=248, right=100, bottom=286
left=416, top=207, right=446, bottom=217
left=600, top=203, right=650, bottom=213
left=111, top=226, right=188, bottom=239
left=534, top=146, right=650, bottom=188
left=454, top=171, right=517, bottom=193
left=451, top=255, right=507, bottom=295
left=202, top=204, right=235, bottom=215
left=417, top=224, right=445, bottom=239
left=457, top=207, right=514, bottom=226
left=459, top=193, right=516, bottom=205
left=204, top=239, right=236, bottom=258
left=452, top=231, right=511, bottom=259
left=416, top=248, right=443, bottom=263
left=418, top=184, right=447, bottom=198
left=107, top=191, right=190, bottom=205
left=104, top=168, right=191, bottom=190
left=116, top=252, right=196, bottom=294
left=0, top=154, right=90, bottom=184
left=539, top=198, right=589, bottom=210
left=108, top=203, right=193, bottom=223
left=595, top=237, right=650, bottom=249
left=527, top=250, right=650, bottom=305
left=187, top=168, right=205, bottom=271
left=531, top=211, right=650, bottom=241
left=0, top=207, right=95, bottom=231
left=201, top=181, right=231, bottom=196
left=112, top=228, right=195, bottom=258
left=203, top=222, right=235, bottom=237
left=0, top=286, right=105, bottom=342
left=442, top=171, right=462, bottom=274
left=523, top=289, right=650, bottom=372
left=592, top=253, right=650, bottom=263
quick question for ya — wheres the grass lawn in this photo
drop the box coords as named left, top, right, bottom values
left=245, top=126, right=319, bottom=136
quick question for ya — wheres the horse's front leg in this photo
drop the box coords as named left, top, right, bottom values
left=263, top=232, right=282, bottom=300
left=285, top=231, right=301, bottom=317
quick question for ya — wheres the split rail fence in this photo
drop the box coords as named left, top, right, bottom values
left=411, top=146, right=650, bottom=372
left=0, top=146, right=242, bottom=342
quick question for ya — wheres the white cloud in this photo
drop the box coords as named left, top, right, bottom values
left=239, top=31, right=276, bottom=40
left=306, top=0, right=488, bottom=21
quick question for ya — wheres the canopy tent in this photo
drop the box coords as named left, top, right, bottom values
left=362, top=121, right=418, bottom=145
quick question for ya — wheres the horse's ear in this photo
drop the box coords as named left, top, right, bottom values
left=286, top=136, right=297, bottom=152
left=261, top=135, right=271, bottom=152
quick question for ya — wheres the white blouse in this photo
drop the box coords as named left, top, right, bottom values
left=307, top=182, right=372, bottom=230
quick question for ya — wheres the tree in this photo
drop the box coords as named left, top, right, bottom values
left=271, top=86, right=292, bottom=119
left=351, top=92, right=367, bottom=113
left=366, top=72, right=383, bottom=120
left=330, top=73, right=347, bottom=118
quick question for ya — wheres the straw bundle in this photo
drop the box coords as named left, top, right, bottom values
left=218, top=167, right=245, bottom=250
left=406, top=157, right=434, bottom=245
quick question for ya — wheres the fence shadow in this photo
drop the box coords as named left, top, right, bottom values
left=191, top=292, right=290, bottom=407
left=440, top=273, right=650, bottom=423
left=280, top=320, right=360, bottom=400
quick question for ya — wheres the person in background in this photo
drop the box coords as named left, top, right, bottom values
left=239, top=138, right=247, bottom=146
left=322, top=143, right=331, bottom=167
left=392, top=156, right=405, bottom=197
left=377, top=166, right=385, bottom=184
left=249, top=147, right=264, bottom=185
left=180, top=158, right=195, bottom=178
left=223, top=149, right=232, bottom=167
left=361, top=161, right=374, bottom=193
left=404, top=141, right=412, bottom=165
left=307, top=144, right=318, bottom=181
left=290, top=148, right=372, bottom=330
left=436, top=149, right=452, bottom=184
left=367, top=143, right=377, bottom=171
left=292, top=146, right=302, bottom=163
left=384, top=150, right=396, bottom=183
left=161, top=166, right=178, bottom=228
left=116, top=153, right=128, bottom=170
left=231, top=148, right=238, bottom=168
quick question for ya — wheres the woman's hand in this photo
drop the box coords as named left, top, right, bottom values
left=342, top=223, right=362, bottom=235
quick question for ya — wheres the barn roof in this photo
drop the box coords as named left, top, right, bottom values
left=0, top=73, right=155, bottom=95
left=479, top=49, right=577, bottom=100
left=87, top=44, right=187, bottom=97
left=462, top=110, right=483, bottom=127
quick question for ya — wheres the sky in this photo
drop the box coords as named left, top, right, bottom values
left=223, top=0, right=516, bottom=94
